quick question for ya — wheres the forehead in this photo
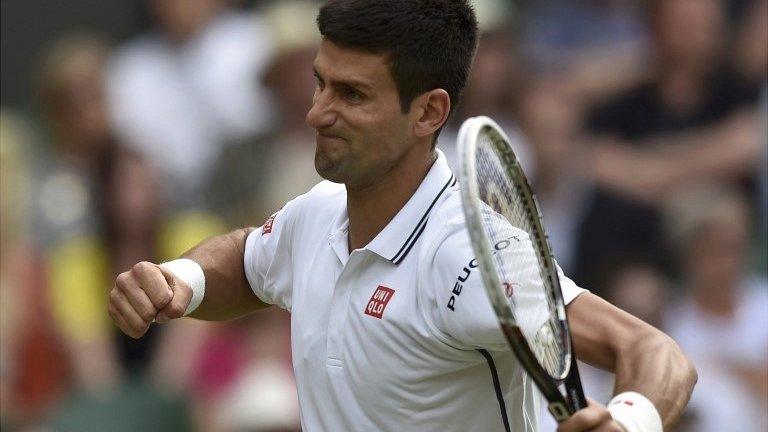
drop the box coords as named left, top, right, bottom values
left=313, top=39, right=395, bottom=89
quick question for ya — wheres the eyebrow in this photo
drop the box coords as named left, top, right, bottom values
left=313, top=66, right=373, bottom=92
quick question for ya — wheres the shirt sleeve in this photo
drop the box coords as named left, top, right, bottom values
left=243, top=199, right=299, bottom=311
left=423, top=221, right=588, bottom=351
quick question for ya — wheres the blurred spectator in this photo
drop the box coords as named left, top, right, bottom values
left=440, top=0, right=533, bottom=172
left=604, top=261, right=670, bottom=330
left=190, top=3, right=315, bottom=430
left=734, top=0, right=768, bottom=270
left=453, top=0, right=520, bottom=121
left=33, top=33, right=125, bottom=394
left=31, top=31, right=221, bottom=432
left=757, top=89, right=768, bottom=270
left=207, top=0, right=322, bottom=226
left=664, top=184, right=768, bottom=431
left=514, top=78, right=590, bottom=272
left=519, top=0, right=649, bottom=105
left=188, top=310, right=298, bottom=432
left=1, top=110, right=69, bottom=429
left=107, top=0, right=275, bottom=209
left=573, top=0, right=765, bottom=293
left=732, top=0, right=767, bottom=90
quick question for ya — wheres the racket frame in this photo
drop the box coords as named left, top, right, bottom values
left=457, top=116, right=587, bottom=421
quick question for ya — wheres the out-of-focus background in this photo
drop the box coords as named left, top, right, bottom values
left=0, top=0, right=765, bottom=431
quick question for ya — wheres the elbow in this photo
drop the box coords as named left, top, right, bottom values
left=629, top=330, right=698, bottom=392
left=663, top=333, right=697, bottom=392
left=683, top=351, right=698, bottom=394
left=670, top=337, right=698, bottom=417
left=653, top=332, right=699, bottom=397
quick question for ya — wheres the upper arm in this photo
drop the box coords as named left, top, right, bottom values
left=567, top=292, right=661, bottom=371
left=420, top=226, right=500, bottom=350
left=242, top=203, right=297, bottom=311
left=184, top=227, right=269, bottom=320
left=424, top=221, right=587, bottom=351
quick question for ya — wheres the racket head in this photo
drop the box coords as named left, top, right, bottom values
left=457, top=116, right=579, bottom=417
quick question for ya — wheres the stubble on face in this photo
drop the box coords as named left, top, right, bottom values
left=307, top=40, right=414, bottom=189
left=314, top=134, right=349, bottom=183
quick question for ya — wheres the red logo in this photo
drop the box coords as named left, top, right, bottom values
left=503, top=282, right=516, bottom=298
left=262, top=213, right=277, bottom=235
left=364, top=286, right=395, bottom=319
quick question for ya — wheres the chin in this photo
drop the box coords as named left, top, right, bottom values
left=315, top=153, right=347, bottom=184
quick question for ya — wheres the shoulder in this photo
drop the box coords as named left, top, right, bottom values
left=423, top=187, right=528, bottom=266
left=419, top=188, right=486, bottom=290
left=297, top=180, right=346, bottom=207
left=431, top=187, right=466, bottom=229
left=272, top=180, right=345, bottom=225
left=421, top=187, right=469, bottom=261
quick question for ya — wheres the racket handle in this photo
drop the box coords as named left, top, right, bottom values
left=565, top=343, right=588, bottom=411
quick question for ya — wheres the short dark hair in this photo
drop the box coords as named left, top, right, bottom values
left=318, top=0, right=478, bottom=120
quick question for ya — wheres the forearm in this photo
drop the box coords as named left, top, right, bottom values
left=570, top=293, right=697, bottom=429
left=612, top=331, right=697, bottom=429
left=183, top=228, right=269, bottom=321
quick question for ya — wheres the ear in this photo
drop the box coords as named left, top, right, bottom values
left=412, top=89, right=451, bottom=139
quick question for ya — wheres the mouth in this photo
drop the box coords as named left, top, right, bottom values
left=316, top=132, right=346, bottom=148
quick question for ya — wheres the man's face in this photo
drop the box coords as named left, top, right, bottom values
left=306, top=39, right=416, bottom=189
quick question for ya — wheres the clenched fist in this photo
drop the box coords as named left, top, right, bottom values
left=108, top=261, right=193, bottom=338
left=557, top=398, right=625, bottom=432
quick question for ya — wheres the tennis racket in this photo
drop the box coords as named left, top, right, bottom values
left=456, top=116, right=587, bottom=422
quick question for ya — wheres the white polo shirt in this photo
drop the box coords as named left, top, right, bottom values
left=243, top=150, right=586, bottom=432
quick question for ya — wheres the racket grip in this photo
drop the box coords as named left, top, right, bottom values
left=565, top=344, right=588, bottom=411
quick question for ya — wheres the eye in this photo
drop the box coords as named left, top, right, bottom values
left=342, top=86, right=364, bottom=102
left=314, top=73, right=325, bottom=90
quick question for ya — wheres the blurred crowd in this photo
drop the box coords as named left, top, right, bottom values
left=0, top=0, right=765, bottom=431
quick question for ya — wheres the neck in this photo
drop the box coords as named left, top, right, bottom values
left=346, top=147, right=437, bottom=251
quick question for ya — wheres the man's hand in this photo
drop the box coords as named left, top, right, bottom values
left=558, top=398, right=625, bottom=432
left=108, top=261, right=193, bottom=338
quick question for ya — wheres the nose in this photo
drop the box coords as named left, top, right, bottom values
left=306, top=88, right=336, bottom=130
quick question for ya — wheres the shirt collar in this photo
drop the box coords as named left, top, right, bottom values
left=366, top=149, right=456, bottom=264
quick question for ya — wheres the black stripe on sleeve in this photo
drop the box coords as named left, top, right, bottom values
left=478, top=349, right=511, bottom=432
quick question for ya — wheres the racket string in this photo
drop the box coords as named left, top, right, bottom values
left=474, top=132, right=567, bottom=378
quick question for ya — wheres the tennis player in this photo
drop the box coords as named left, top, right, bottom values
left=108, top=1, right=696, bottom=431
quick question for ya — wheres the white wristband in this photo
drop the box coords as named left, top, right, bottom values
left=160, top=258, right=205, bottom=316
left=608, top=391, right=663, bottom=432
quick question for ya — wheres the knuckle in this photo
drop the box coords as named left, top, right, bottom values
left=162, top=301, right=182, bottom=319
left=117, top=322, right=132, bottom=336
left=109, top=288, right=121, bottom=303
left=155, top=290, right=172, bottom=307
left=115, top=271, right=131, bottom=288
left=139, top=306, right=156, bottom=322
left=167, top=302, right=185, bottom=318
left=131, top=261, right=152, bottom=275
left=130, top=320, right=149, bottom=337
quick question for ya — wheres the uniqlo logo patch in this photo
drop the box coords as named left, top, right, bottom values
left=262, top=213, right=277, bottom=235
left=364, top=286, right=395, bottom=319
